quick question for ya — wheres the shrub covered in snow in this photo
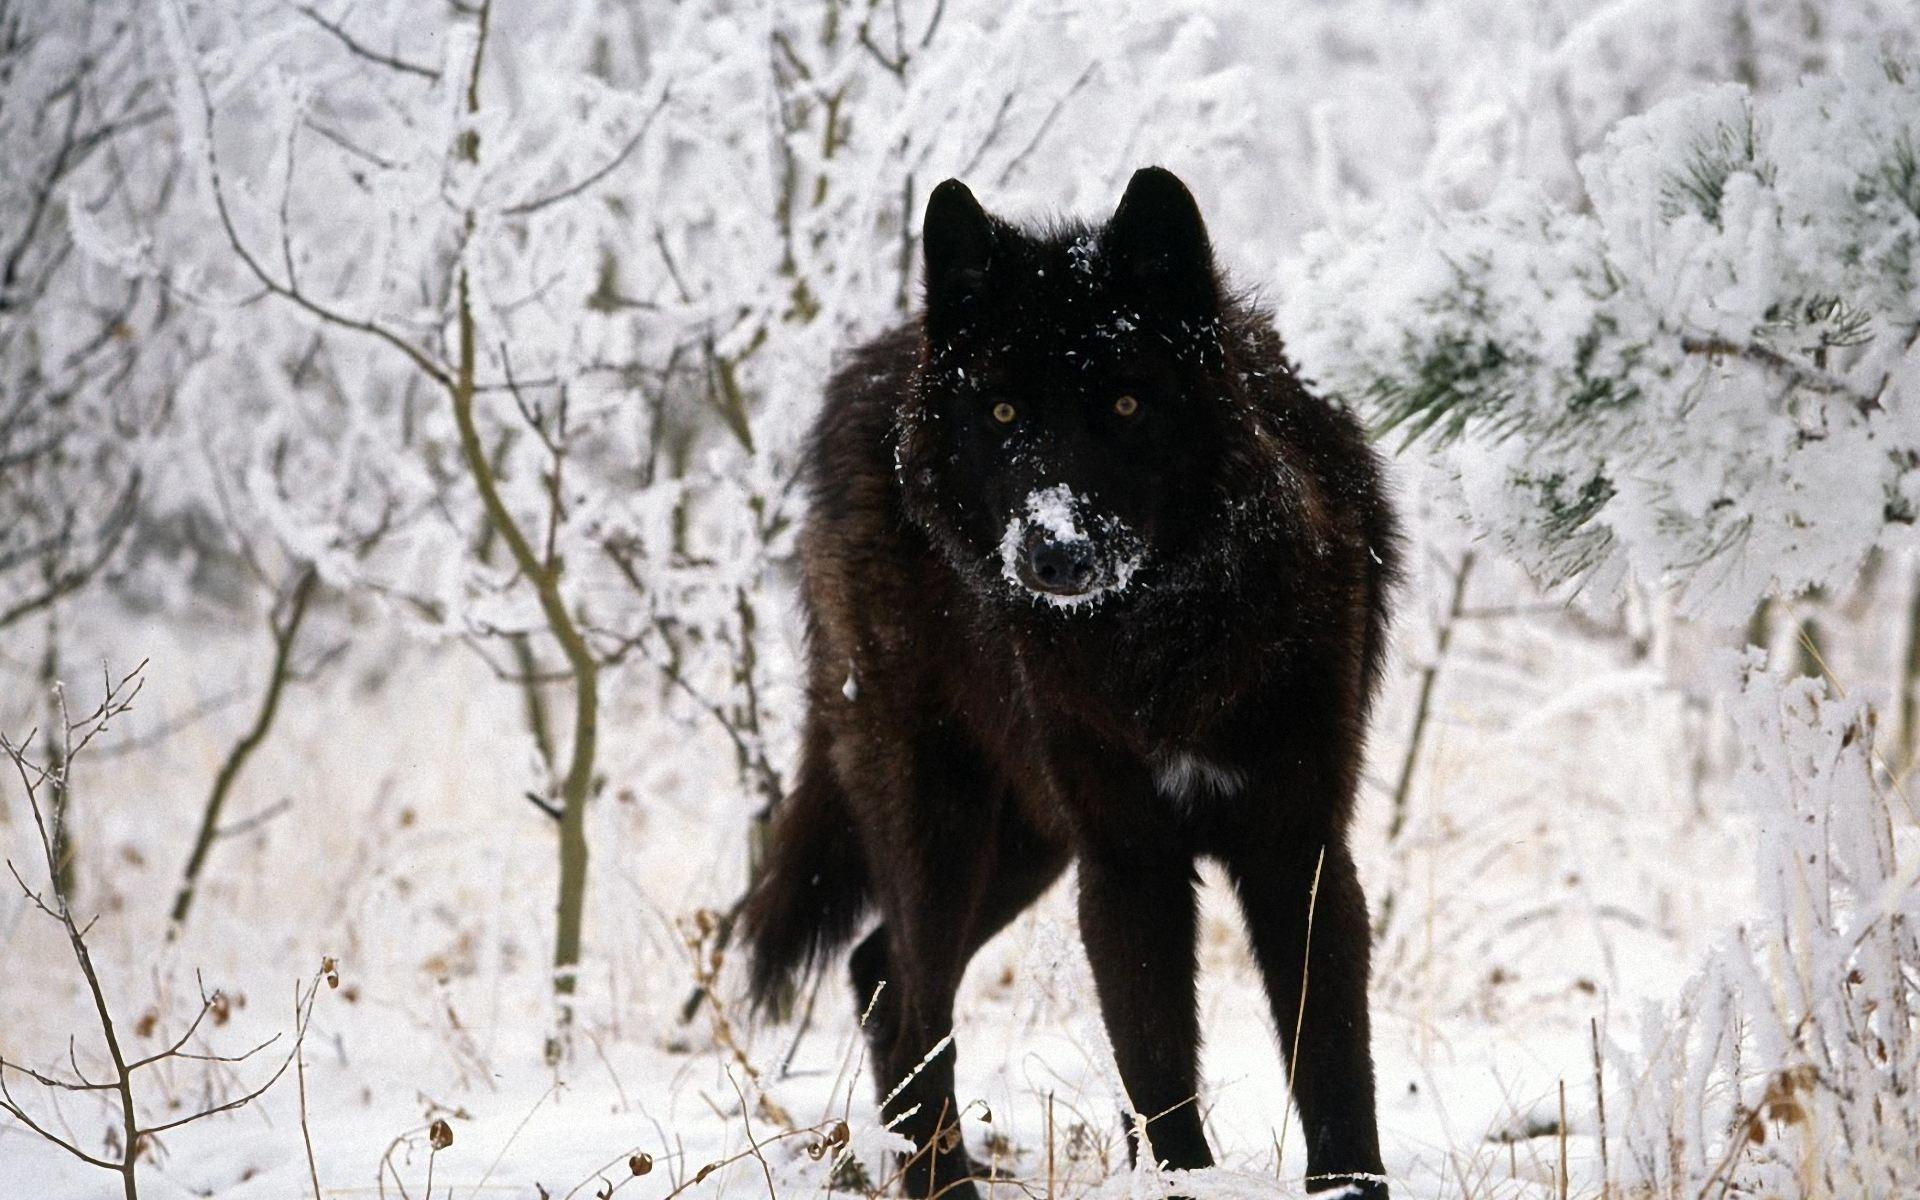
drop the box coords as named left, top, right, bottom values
left=1611, top=652, right=1919, bottom=1197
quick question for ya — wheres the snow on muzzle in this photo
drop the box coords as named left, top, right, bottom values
left=998, top=484, right=1143, bottom=610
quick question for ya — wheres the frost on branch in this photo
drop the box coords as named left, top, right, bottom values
left=0, top=5, right=175, bottom=631
left=1284, top=59, right=1920, bottom=620
left=1610, top=650, right=1919, bottom=1196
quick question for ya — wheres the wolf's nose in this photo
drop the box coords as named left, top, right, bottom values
left=1027, top=539, right=1097, bottom=594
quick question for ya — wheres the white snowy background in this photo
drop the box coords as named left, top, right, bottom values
left=3, top=2, right=1918, bottom=1197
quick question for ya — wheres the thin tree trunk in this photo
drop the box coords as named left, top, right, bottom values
left=449, top=262, right=600, bottom=1061
left=1898, top=562, right=1920, bottom=780
left=510, top=633, right=557, bottom=778
left=43, top=600, right=75, bottom=902
left=1374, top=552, right=1473, bottom=944
left=1387, top=551, right=1474, bottom=843
left=168, top=565, right=317, bottom=931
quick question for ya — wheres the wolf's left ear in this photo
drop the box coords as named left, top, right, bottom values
left=1104, top=167, right=1218, bottom=314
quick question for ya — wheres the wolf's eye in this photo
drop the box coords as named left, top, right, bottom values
left=1113, top=394, right=1140, bottom=417
left=991, top=401, right=1018, bottom=424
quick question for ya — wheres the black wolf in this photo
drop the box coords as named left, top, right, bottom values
left=741, top=167, right=1399, bottom=1199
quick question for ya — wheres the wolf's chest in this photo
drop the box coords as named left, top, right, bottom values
left=1150, top=749, right=1246, bottom=808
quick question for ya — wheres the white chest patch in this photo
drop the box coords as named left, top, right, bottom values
left=1152, top=751, right=1245, bottom=807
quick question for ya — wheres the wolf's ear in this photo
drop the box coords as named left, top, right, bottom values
left=923, top=179, right=994, bottom=312
left=1104, top=167, right=1217, bottom=314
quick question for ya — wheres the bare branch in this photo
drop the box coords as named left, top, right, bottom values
left=295, top=5, right=441, bottom=82
left=3, top=663, right=325, bottom=1198
left=150, top=1030, right=283, bottom=1068
left=211, top=796, right=293, bottom=841
left=995, top=62, right=1096, bottom=188
left=0, top=1055, right=117, bottom=1094
left=503, top=89, right=672, bottom=216
left=122, top=990, right=217, bottom=1073
left=0, top=475, right=141, bottom=633
left=137, top=985, right=314, bottom=1138
left=182, top=44, right=453, bottom=392
left=0, top=1072, right=122, bottom=1170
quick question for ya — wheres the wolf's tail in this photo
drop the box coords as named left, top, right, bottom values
left=739, top=752, right=871, bottom=1015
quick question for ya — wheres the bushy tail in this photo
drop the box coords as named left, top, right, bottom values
left=739, top=758, right=870, bottom=1016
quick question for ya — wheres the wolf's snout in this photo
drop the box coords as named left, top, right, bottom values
left=998, top=483, right=1142, bottom=610
left=1023, top=535, right=1098, bottom=596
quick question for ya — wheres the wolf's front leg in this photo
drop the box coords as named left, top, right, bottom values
left=1076, top=846, right=1214, bottom=1174
left=1225, top=839, right=1388, bottom=1199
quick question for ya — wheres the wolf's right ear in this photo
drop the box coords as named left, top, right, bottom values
left=1105, top=167, right=1217, bottom=315
left=923, top=179, right=993, bottom=312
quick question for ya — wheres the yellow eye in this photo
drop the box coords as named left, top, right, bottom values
left=1114, top=394, right=1140, bottom=417
left=992, top=401, right=1017, bottom=424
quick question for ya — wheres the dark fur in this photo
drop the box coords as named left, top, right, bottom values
left=741, top=168, right=1400, bottom=1199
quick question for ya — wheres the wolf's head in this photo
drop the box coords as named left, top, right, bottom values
left=896, top=167, right=1254, bottom=614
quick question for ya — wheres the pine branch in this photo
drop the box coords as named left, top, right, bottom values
left=1680, top=335, right=1881, bottom=415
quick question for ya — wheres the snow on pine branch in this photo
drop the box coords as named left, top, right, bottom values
left=1283, top=58, right=1920, bottom=621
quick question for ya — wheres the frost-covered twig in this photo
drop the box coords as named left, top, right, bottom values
left=293, top=4, right=440, bottom=82
left=0, top=3, right=153, bottom=632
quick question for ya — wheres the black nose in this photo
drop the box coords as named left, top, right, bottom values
left=1026, top=539, right=1097, bottom=594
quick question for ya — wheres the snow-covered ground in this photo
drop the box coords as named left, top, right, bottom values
left=1, top=558, right=1769, bottom=1199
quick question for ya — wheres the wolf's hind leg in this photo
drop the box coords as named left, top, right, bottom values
left=851, top=791, right=1066, bottom=1200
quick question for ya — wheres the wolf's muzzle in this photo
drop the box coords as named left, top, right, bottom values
left=1020, top=531, right=1099, bottom=597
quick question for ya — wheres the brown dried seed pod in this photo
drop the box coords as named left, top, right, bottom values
left=429, top=1118, right=454, bottom=1150
left=629, top=1153, right=653, bottom=1176
left=829, top=1120, right=850, bottom=1147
